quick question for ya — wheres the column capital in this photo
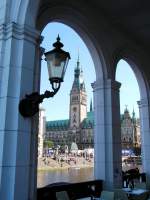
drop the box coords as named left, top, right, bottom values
left=0, top=22, right=41, bottom=44
left=40, top=47, right=45, bottom=59
left=92, top=79, right=121, bottom=91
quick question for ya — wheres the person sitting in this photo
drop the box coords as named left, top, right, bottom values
left=126, top=168, right=140, bottom=188
left=122, top=170, right=128, bottom=188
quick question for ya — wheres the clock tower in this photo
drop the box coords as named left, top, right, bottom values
left=69, top=57, right=87, bottom=128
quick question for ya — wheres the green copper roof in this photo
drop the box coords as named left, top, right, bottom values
left=46, top=119, right=69, bottom=131
left=81, top=111, right=94, bottom=128
left=46, top=109, right=139, bottom=131
left=87, top=111, right=94, bottom=121
left=46, top=111, right=94, bottom=130
left=71, top=58, right=86, bottom=92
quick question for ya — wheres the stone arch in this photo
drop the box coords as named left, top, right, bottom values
left=114, top=46, right=150, bottom=188
left=33, top=2, right=129, bottom=190
left=1, top=0, right=134, bottom=197
left=14, top=0, right=110, bottom=81
left=9, top=0, right=40, bottom=26
left=41, top=15, right=106, bottom=80
left=113, top=46, right=150, bottom=100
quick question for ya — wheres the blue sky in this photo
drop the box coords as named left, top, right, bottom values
left=40, top=22, right=140, bottom=121
left=116, top=59, right=140, bottom=116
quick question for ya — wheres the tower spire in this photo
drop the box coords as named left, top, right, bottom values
left=90, top=99, right=93, bottom=111
left=77, top=49, right=80, bottom=68
left=132, top=107, right=136, bottom=123
left=125, top=105, right=128, bottom=112
left=132, top=107, right=135, bottom=115
left=70, top=52, right=87, bottom=128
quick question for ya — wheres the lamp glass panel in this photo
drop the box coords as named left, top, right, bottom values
left=46, top=52, right=69, bottom=81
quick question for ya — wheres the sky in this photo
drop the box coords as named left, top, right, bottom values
left=40, top=22, right=140, bottom=121
left=116, top=60, right=140, bottom=116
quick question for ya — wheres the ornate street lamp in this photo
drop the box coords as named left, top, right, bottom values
left=19, top=35, right=70, bottom=117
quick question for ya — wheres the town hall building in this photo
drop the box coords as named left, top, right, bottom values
left=45, top=57, right=94, bottom=150
left=41, top=58, right=141, bottom=153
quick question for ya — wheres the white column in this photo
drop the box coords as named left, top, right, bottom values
left=0, top=22, right=40, bottom=200
left=92, top=79, right=122, bottom=190
left=138, top=99, right=150, bottom=188
left=0, top=24, right=6, bottom=98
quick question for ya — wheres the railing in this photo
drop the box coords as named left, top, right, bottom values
left=37, top=179, right=103, bottom=200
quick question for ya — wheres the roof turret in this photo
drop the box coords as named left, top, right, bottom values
left=132, top=108, right=136, bottom=124
left=124, top=105, right=130, bottom=118
left=90, top=99, right=93, bottom=111
left=71, top=55, right=86, bottom=92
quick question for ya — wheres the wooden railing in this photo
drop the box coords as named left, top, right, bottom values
left=37, top=179, right=103, bottom=200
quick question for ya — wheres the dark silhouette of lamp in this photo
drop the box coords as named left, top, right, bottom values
left=19, top=35, right=70, bottom=117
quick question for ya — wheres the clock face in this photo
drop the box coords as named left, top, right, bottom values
left=73, top=107, right=77, bottom=112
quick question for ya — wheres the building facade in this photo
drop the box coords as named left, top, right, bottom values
left=44, top=59, right=141, bottom=152
left=45, top=58, right=94, bottom=150
left=121, top=107, right=141, bottom=154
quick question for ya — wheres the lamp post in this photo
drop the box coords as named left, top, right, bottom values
left=19, top=35, right=70, bottom=117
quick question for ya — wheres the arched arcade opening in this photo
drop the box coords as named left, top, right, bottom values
left=37, top=22, right=96, bottom=187
left=115, top=56, right=150, bottom=189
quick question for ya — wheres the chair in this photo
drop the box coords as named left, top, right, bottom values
left=100, top=190, right=114, bottom=200
left=56, top=191, right=70, bottom=200
left=114, top=189, right=128, bottom=200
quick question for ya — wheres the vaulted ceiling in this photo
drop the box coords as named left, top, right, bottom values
left=92, top=0, right=150, bottom=49
left=38, top=0, right=150, bottom=51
